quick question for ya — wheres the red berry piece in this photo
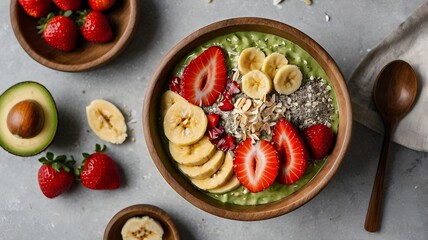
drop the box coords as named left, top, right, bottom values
left=169, top=76, right=181, bottom=93
left=302, top=124, right=335, bottom=160
left=219, top=135, right=236, bottom=151
left=234, top=139, right=279, bottom=192
left=207, top=126, right=224, bottom=140
left=218, top=98, right=234, bottom=111
left=207, top=113, right=220, bottom=129
left=181, top=46, right=228, bottom=106
left=271, top=118, right=309, bottom=185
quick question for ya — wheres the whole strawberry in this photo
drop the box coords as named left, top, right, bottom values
left=77, top=10, right=113, bottom=43
left=18, top=0, right=52, bottom=18
left=88, top=0, right=116, bottom=11
left=302, top=124, right=335, bottom=160
left=53, top=0, right=82, bottom=11
left=77, top=144, right=121, bottom=190
left=38, top=152, right=75, bottom=199
left=37, top=12, right=78, bottom=51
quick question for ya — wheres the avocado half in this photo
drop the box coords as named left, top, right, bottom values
left=0, top=81, right=58, bottom=156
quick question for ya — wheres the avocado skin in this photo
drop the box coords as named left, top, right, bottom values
left=0, top=81, right=58, bottom=157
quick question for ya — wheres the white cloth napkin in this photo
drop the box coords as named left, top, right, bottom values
left=348, top=1, right=428, bottom=152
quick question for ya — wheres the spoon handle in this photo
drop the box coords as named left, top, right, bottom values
left=364, top=122, right=395, bottom=232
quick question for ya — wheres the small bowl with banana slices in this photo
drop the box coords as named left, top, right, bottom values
left=104, top=204, right=180, bottom=240
left=143, top=17, right=352, bottom=220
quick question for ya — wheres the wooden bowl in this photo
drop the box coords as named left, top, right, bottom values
left=143, top=17, right=352, bottom=221
left=104, top=204, right=181, bottom=240
left=10, top=0, right=138, bottom=72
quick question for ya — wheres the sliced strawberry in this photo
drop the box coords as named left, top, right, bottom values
left=233, top=139, right=279, bottom=192
left=169, top=76, right=181, bottom=93
left=218, top=98, right=234, bottom=111
left=207, top=113, right=220, bottom=129
left=181, top=46, right=228, bottom=106
left=271, top=118, right=309, bottom=185
left=302, top=124, right=334, bottom=160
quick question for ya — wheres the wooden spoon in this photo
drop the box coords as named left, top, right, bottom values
left=365, top=60, right=418, bottom=232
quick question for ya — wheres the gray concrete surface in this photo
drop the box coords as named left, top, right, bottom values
left=1, top=0, right=427, bottom=239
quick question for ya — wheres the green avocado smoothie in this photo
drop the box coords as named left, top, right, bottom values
left=168, top=31, right=339, bottom=205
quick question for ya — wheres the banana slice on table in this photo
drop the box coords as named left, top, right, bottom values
left=262, top=52, right=288, bottom=79
left=178, top=150, right=225, bottom=179
left=191, top=150, right=234, bottom=190
left=163, top=101, right=207, bottom=146
left=121, top=216, right=164, bottom=240
left=241, top=70, right=272, bottom=99
left=208, top=174, right=241, bottom=194
left=238, top=47, right=266, bottom=74
left=169, top=136, right=216, bottom=166
left=273, top=65, right=303, bottom=95
left=160, top=90, right=186, bottom=119
left=86, top=99, right=127, bottom=144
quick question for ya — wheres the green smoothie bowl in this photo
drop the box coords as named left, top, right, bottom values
left=143, top=17, right=352, bottom=221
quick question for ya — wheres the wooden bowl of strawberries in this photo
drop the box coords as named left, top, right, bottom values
left=10, top=0, right=138, bottom=72
left=143, top=18, right=352, bottom=221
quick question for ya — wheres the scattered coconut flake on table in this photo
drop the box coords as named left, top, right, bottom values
left=325, top=13, right=331, bottom=22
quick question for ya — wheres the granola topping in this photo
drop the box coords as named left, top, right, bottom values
left=204, top=72, right=335, bottom=143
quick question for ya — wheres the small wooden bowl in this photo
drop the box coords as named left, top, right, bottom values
left=104, top=204, right=181, bottom=240
left=10, top=0, right=138, bottom=72
left=143, top=18, right=352, bottom=221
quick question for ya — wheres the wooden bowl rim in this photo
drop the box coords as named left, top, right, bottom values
left=103, top=204, right=181, bottom=240
left=9, top=0, right=139, bottom=72
left=143, top=17, right=352, bottom=221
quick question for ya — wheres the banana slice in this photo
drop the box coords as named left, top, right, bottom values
left=241, top=70, right=272, bottom=99
left=178, top=150, right=225, bottom=179
left=238, top=47, right=266, bottom=74
left=163, top=101, right=207, bottom=145
left=262, top=52, right=288, bottom=79
left=273, top=65, right=303, bottom=95
left=191, top=150, right=234, bottom=190
left=208, top=174, right=241, bottom=194
left=121, top=216, right=164, bottom=240
left=169, top=136, right=216, bottom=166
left=86, top=99, right=127, bottom=144
left=160, top=90, right=186, bottom=119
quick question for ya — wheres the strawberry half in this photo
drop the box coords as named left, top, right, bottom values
left=271, top=118, right=309, bottom=185
left=38, top=152, right=75, bottom=199
left=180, top=46, right=228, bottom=106
left=302, top=124, right=335, bottom=160
left=233, top=139, right=279, bottom=193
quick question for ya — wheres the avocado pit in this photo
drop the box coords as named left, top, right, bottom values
left=7, top=99, right=45, bottom=138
